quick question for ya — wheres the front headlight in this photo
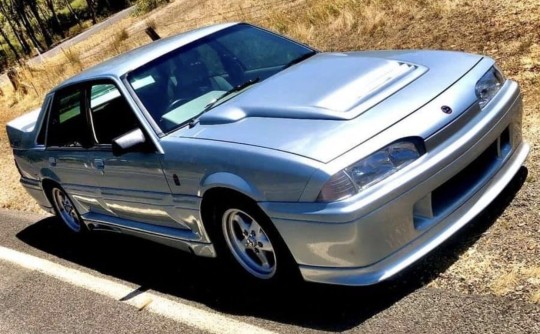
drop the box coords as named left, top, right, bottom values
left=317, top=138, right=425, bottom=202
left=475, top=66, right=505, bottom=109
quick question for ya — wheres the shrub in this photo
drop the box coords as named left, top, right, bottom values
left=135, top=0, right=169, bottom=15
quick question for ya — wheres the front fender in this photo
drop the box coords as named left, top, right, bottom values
left=199, top=172, right=264, bottom=201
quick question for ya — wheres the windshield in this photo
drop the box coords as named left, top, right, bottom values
left=127, top=24, right=314, bottom=133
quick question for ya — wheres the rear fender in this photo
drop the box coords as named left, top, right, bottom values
left=6, top=94, right=52, bottom=149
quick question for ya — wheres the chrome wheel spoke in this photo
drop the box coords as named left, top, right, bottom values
left=69, top=209, right=79, bottom=222
left=52, top=188, right=81, bottom=233
left=249, top=220, right=262, bottom=237
left=222, top=208, right=277, bottom=279
left=255, top=250, right=270, bottom=269
left=233, top=230, right=247, bottom=250
left=233, top=214, right=251, bottom=238
left=257, top=234, right=273, bottom=251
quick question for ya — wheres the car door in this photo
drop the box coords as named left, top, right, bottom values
left=86, top=81, right=186, bottom=229
left=44, top=85, right=104, bottom=215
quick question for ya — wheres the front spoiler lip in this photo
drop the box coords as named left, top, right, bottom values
left=298, top=142, right=529, bottom=286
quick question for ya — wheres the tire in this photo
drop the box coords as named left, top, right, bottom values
left=49, top=186, right=87, bottom=234
left=211, top=197, right=299, bottom=284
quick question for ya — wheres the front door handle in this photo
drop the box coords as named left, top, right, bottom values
left=48, top=157, right=56, bottom=167
left=94, top=159, right=105, bottom=173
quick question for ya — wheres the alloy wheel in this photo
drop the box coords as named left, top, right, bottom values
left=222, top=208, right=277, bottom=279
left=52, top=187, right=82, bottom=233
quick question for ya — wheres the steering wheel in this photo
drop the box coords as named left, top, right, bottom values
left=166, top=98, right=189, bottom=112
left=221, top=54, right=245, bottom=87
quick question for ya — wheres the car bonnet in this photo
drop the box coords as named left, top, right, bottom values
left=175, top=51, right=482, bottom=163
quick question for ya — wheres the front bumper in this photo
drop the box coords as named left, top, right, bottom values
left=260, top=81, right=529, bottom=286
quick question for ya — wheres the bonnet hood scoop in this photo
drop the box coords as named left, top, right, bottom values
left=199, top=53, right=426, bottom=125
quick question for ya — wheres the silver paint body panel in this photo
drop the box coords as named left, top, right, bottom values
left=260, top=81, right=527, bottom=284
left=6, top=23, right=528, bottom=285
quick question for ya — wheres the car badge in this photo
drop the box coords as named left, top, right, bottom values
left=441, top=105, right=453, bottom=114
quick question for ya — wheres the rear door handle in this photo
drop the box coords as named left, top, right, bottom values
left=48, top=157, right=56, bottom=167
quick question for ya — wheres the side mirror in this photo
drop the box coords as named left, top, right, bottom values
left=112, top=128, right=147, bottom=156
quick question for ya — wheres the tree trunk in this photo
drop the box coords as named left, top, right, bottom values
left=12, top=26, right=31, bottom=55
left=103, top=0, right=112, bottom=11
left=14, top=1, right=44, bottom=52
left=45, top=0, right=65, bottom=38
left=86, top=0, right=97, bottom=24
left=9, top=17, right=31, bottom=54
left=63, top=0, right=82, bottom=26
left=0, top=25, right=20, bottom=60
left=0, top=2, right=31, bottom=54
left=26, top=1, right=53, bottom=47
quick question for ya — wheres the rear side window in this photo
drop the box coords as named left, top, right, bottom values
left=36, top=96, right=52, bottom=145
left=47, top=88, right=90, bottom=148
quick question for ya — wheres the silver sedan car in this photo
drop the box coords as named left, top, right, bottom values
left=7, top=23, right=529, bottom=285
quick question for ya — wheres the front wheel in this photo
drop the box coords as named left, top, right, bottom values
left=212, top=199, right=299, bottom=283
left=222, top=208, right=278, bottom=279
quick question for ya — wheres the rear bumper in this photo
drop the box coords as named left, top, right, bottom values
left=260, top=81, right=529, bottom=286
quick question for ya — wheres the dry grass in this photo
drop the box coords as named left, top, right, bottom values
left=490, top=266, right=540, bottom=298
left=532, top=290, right=540, bottom=304
left=0, top=0, right=539, bottom=303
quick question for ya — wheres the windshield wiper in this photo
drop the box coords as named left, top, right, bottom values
left=283, top=51, right=317, bottom=69
left=204, top=77, right=260, bottom=112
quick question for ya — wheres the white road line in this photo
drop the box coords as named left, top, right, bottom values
left=0, top=245, right=276, bottom=334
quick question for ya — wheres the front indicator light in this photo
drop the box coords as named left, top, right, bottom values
left=317, top=170, right=356, bottom=202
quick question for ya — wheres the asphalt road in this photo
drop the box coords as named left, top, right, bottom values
left=0, top=171, right=539, bottom=333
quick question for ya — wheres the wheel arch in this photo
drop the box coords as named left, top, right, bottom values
left=199, top=186, right=281, bottom=247
left=200, top=187, right=261, bottom=230
left=41, top=177, right=61, bottom=206
left=199, top=172, right=264, bottom=201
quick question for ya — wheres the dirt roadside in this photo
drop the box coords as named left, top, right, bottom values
left=0, top=0, right=538, bottom=309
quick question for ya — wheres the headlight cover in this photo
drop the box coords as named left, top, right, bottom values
left=475, top=66, right=505, bottom=109
left=317, top=139, right=425, bottom=202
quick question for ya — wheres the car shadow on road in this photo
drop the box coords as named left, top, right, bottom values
left=16, top=167, right=528, bottom=332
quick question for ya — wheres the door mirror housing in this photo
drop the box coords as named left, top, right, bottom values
left=112, top=128, right=147, bottom=156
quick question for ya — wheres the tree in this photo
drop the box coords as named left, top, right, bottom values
left=11, top=0, right=45, bottom=52
left=0, top=0, right=136, bottom=65
left=44, top=0, right=65, bottom=38
left=62, top=0, right=82, bottom=26
left=98, top=0, right=131, bottom=12
left=24, top=0, right=54, bottom=47
left=0, top=0, right=31, bottom=54
left=85, top=0, right=96, bottom=24
left=0, top=21, right=20, bottom=59
left=135, top=0, right=169, bottom=14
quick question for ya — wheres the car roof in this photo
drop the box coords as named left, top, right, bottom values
left=53, top=22, right=239, bottom=92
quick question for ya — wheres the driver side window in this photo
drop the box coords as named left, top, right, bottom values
left=89, top=83, right=140, bottom=145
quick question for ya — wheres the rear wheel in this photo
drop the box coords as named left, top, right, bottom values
left=50, top=186, right=86, bottom=233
